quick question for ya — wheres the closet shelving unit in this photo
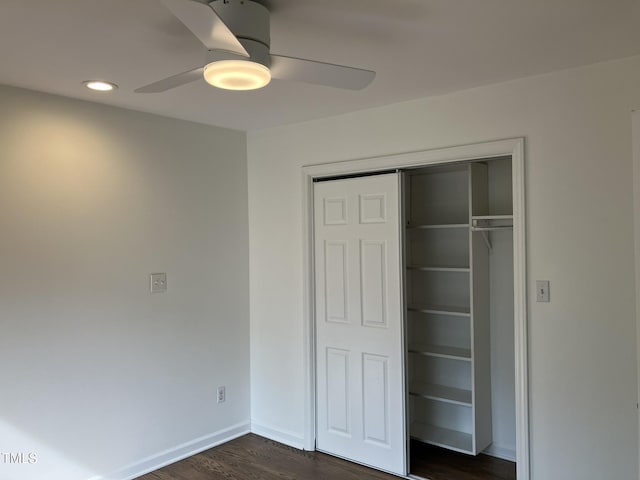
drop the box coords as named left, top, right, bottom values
left=405, top=160, right=512, bottom=456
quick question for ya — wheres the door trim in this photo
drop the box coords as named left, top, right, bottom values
left=301, top=138, right=529, bottom=480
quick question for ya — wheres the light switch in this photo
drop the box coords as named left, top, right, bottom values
left=536, top=280, right=549, bottom=302
left=150, top=273, right=167, bottom=293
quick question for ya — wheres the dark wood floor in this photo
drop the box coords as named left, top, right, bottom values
left=410, top=440, right=516, bottom=480
left=137, top=434, right=396, bottom=480
left=137, top=434, right=515, bottom=480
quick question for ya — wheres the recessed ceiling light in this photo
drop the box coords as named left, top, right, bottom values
left=83, top=80, right=118, bottom=92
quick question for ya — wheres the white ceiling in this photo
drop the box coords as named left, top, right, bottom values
left=1, top=0, right=639, bottom=131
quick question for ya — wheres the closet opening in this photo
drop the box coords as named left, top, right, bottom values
left=302, top=137, right=528, bottom=480
left=403, top=157, right=516, bottom=480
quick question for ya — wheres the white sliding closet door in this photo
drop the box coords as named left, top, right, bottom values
left=314, top=173, right=406, bottom=476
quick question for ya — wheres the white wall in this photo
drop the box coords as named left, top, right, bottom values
left=632, top=109, right=640, bottom=478
left=248, top=55, right=640, bottom=478
left=0, top=86, right=250, bottom=480
left=486, top=159, right=516, bottom=460
left=488, top=229, right=516, bottom=459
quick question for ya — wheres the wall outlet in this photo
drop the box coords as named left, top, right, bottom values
left=217, top=386, right=226, bottom=404
left=150, top=273, right=167, bottom=293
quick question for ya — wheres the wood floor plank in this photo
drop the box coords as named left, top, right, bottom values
left=410, top=440, right=516, bottom=480
left=136, top=434, right=396, bottom=480
left=136, top=434, right=516, bottom=480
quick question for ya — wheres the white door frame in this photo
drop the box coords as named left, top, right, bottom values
left=301, top=137, right=529, bottom=480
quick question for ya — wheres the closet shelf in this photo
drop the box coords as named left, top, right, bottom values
left=470, top=215, right=513, bottom=232
left=407, top=303, right=471, bottom=317
left=409, top=382, right=472, bottom=406
left=407, top=223, right=469, bottom=230
left=408, top=343, right=471, bottom=361
left=406, top=265, right=470, bottom=273
left=410, top=422, right=473, bottom=454
left=471, top=215, right=513, bottom=220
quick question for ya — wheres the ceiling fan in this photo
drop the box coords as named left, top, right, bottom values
left=135, top=0, right=376, bottom=93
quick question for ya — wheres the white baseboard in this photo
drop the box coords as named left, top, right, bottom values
left=250, top=421, right=305, bottom=450
left=90, top=422, right=250, bottom=480
left=482, top=443, right=516, bottom=462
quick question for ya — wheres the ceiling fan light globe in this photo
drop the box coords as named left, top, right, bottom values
left=204, top=60, right=271, bottom=91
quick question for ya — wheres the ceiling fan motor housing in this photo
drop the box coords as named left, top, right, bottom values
left=134, top=0, right=376, bottom=92
left=209, top=0, right=271, bottom=68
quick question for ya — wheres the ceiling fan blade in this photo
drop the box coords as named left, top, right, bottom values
left=270, top=55, right=375, bottom=90
left=135, top=66, right=205, bottom=93
left=161, top=0, right=249, bottom=57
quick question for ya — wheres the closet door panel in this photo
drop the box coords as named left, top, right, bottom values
left=314, top=173, right=405, bottom=476
left=362, top=353, right=390, bottom=445
left=324, top=241, right=349, bottom=323
left=326, top=347, right=351, bottom=435
left=360, top=240, right=388, bottom=328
